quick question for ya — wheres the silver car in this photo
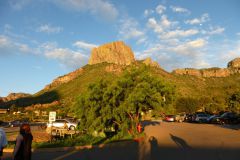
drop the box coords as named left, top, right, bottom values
left=47, top=119, right=77, bottom=130
left=195, top=114, right=210, bottom=123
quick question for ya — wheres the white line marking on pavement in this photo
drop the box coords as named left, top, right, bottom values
left=53, top=150, right=78, bottom=160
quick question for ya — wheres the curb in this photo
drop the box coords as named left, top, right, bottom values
left=3, top=145, right=93, bottom=153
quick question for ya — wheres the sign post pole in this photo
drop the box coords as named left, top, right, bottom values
left=49, top=111, right=56, bottom=143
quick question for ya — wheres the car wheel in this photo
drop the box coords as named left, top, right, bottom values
left=70, top=125, right=75, bottom=130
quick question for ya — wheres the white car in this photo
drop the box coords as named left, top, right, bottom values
left=47, top=119, right=77, bottom=130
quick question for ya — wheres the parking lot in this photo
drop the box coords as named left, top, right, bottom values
left=142, top=121, right=240, bottom=160
left=2, top=121, right=240, bottom=160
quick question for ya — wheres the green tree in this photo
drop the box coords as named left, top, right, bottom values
left=176, top=97, right=199, bottom=113
left=229, top=92, right=240, bottom=113
left=73, top=66, right=175, bottom=136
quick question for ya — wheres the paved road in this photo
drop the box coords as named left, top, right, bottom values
left=3, top=122, right=240, bottom=160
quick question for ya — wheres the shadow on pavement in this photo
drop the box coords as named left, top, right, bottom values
left=215, top=124, right=240, bottom=130
left=170, top=134, right=191, bottom=150
left=3, top=134, right=240, bottom=160
left=141, top=120, right=160, bottom=128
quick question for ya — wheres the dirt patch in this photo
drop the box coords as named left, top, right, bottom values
left=7, top=130, right=50, bottom=143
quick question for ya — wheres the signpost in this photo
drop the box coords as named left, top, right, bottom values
left=49, top=111, right=56, bottom=142
left=49, top=111, right=56, bottom=122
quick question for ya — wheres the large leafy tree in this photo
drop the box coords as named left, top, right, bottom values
left=229, top=92, right=240, bottom=113
left=73, top=66, right=175, bottom=135
left=175, top=97, right=199, bottom=113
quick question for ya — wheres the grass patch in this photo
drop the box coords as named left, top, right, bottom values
left=32, top=132, right=144, bottom=149
left=32, top=134, right=104, bottom=148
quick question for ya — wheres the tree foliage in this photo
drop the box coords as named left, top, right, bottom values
left=229, top=92, right=240, bottom=113
left=73, top=66, right=175, bottom=135
left=176, top=97, right=199, bottom=113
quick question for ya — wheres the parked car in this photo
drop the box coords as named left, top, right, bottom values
left=165, top=115, right=175, bottom=122
left=174, top=114, right=186, bottom=122
left=185, top=114, right=194, bottom=122
left=9, top=119, right=29, bottom=127
left=218, top=112, right=240, bottom=124
left=207, top=115, right=221, bottom=124
left=0, top=121, right=10, bottom=127
left=194, top=113, right=210, bottom=123
left=47, top=119, right=78, bottom=130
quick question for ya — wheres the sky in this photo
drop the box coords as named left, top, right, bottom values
left=0, top=0, right=240, bottom=97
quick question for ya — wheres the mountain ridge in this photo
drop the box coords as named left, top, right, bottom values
left=0, top=41, right=240, bottom=112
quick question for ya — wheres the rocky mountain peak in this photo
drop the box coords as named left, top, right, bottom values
left=142, top=57, right=160, bottom=68
left=227, top=58, right=240, bottom=68
left=88, top=41, right=135, bottom=65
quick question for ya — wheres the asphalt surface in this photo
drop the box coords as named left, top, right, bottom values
left=2, top=121, right=240, bottom=160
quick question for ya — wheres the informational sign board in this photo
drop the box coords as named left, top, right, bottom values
left=49, top=111, right=56, bottom=122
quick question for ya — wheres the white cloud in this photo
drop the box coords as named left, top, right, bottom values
left=9, top=0, right=31, bottom=10
left=170, top=39, right=207, bottom=56
left=136, top=38, right=147, bottom=45
left=161, top=15, right=171, bottom=28
left=161, top=29, right=199, bottom=39
left=53, top=0, right=118, bottom=21
left=187, top=39, right=206, bottom=48
left=237, top=32, right=240, bottom=36
left=0, top=35, right=33, bottom=55
left=185, top=13, right=210, bottom=25
left=147, top=15, right=177, bottom=34
left=170, top=6, right=190, bottom=14
left=118, top=17, right=145, bottom=40
left=0, top=35, right=10, bottom=47
left=206, top=26, right=225, bottom=35
left=40, top=42, right=58, bottom=51
left=144, top=9, right=154, bottom=17
left=156, top=5, right=166, bottom=14
left=73, top=41, right=98, bottom=50
left=44, top=48, right=89, bottom=69
left=219, top=42, right=240, bottom=63
left=147, top=18, right=163, bottom=33
left=37, top=24, right=62, bottom=34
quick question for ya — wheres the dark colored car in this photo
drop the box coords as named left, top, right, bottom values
left=218, top=112, right=240, bottom=125
left=9, top=120, right=29, bottom=127
left=207, top=115, right=221, bottom=124
left=194, top=113, right=210, bottom=123
left=185, top=114, right=194, bottom=122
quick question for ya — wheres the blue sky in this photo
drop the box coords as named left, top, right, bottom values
left=0, top=0, right=240, bottom=97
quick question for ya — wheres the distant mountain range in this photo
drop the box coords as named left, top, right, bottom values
left=1, top=41, right=240, bottom=112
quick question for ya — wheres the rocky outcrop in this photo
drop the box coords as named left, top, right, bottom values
left=44, top=68, right=84, bottom=90
left=173, top=68, right=202, bottom=77
left=89, top=41, right=135, bottom=65
left=228, top=58, right=240, bottom=68
left=105, top=64, right=124, bottom=73
left=0, top=93, right=30, bottom=103
left=173, top=57, right=240, bottom=77
left=142, top=58, right=160, bottom=68
left=202, top=68, right=230, bottom=77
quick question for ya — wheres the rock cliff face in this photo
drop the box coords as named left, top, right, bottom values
left=0, top=93, right=30, bottom=103
left=173, top=57, right=240, bottom=77
left=142, top=58, right=160, bottom=68
left=88, top=41, right=135, bottom=65
left=173, top=68, right=202, bottom=77
left=44, top=68, right=84, bottom=90
left=228, top=58, right=240, bottom=68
